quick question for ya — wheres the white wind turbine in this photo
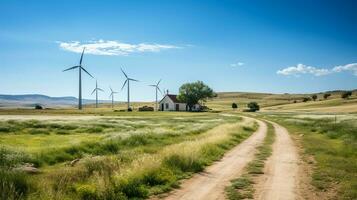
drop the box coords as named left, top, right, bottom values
left=109, top=87, right=118, bottom=109
left=120, top=68, right=139, bottom=111
left=63, top=47, right=94, bottom=110
left=91, top=80, right=104, bottom=108
left=149, top=79, right=162, bottom=111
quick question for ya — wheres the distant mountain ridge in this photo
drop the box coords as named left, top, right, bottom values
left=0, top=94, right=109, bottom=108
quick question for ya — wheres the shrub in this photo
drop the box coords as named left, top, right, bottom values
left=35, top=104, right=43, bottom=109
left=323, top=93, right=331, bottom=99
left=232, top=103, right=238, bottom=110
left=312, top=94, right=317, bottom=101
left=138, top=106, right=154, bottom=111
left=302, top=97, right=311, bottom=102
left=342, top=91, right=352, bottom=99
left=247, top=102, right=259, bottom=112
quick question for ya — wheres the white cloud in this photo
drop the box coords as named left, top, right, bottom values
left=332, top=63, right=357, bottom=76
left=277, top=63, right=331, bottom=76
left=58, top=39, right=180, bottom=56
left=231, top=62, right=244, bottom=67
left=277, top=63, right=357, bottom=77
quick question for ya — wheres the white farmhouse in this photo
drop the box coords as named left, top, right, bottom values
left=159, top=94, right=201, bottom=111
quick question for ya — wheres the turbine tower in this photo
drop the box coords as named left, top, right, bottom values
left=91, top=80, right=104, bottom=108
left=63, top=47, right=94, bottom=110
left=149, top=79, right=162, bottom=111
left=120, top=68, right=139, bottom=111
left=109, top=87, right=118, bottom=109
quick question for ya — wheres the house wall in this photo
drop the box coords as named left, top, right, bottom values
left=159, top=96, right=187, bottom=111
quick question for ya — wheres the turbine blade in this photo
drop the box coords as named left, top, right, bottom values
left=129, top=78, right=139, bottom=82
left=63, top=66, right=79, bottom=72
left=98, top=88, right=104, bottom=92
left=157, top=87, right=163, bottom=94
left=110, top=87, right=113, bottom=92
left=149, top=85, right=156, bottom=87
left=121, top=79, right=128, bottom=91
left=157, top=79, right=162, bottom=86
left=79, top=47, right=85, bottom=65
left=109, top=93, right=112, bottom=98
left=121, top=68, right=128, bottom=78
left=81, top=67, right=94, bottom=78
left=91, top=88, right=96, bottom=95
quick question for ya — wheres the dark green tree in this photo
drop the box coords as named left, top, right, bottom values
left=232, top=103, right=238, bottom=110
left=323, top=93, right=331, bottom=99
left=302, top=97, right=310, bottom=102
left=247, top=102, right=260, bottom=112
left=312, top=94, right=317, bottom=101
left=177, top=81, right=215, bottom=111
left=341, top=91, right=352, bottom=99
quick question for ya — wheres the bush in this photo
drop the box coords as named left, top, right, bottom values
left=247, top=102, right=259, bottom=112
left=232, top=103, right=238, bottom=110
left=302, top=97, right=311, bottom=102
left=312, top=94, right=317, bottom=101
left=342, top=91, right=352, bottom=99
left=323, top=93, right=331, bottom=99
left=35, top=104, right=43, bottom=109
left=138, top=106, right=154, bottom=111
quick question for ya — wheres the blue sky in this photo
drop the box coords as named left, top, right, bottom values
left=0, top=0, right=356, bottom=101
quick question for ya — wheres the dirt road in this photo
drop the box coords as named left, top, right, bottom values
left=254, top=122, right=300, bottom=200
left=159, top=118, right=267, bottom=200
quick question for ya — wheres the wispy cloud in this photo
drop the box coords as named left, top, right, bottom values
left=230, top=62, right=244, bottom=67
left=277, top=63, right=357, bottom=77
left=332, top=63, right=357, bottom=76
left=58, top=39, right=180, bottom=56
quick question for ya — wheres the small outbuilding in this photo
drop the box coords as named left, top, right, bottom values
left=159, top=94, right=201, bottom=111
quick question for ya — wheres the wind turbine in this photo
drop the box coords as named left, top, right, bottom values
left=120, top=68, right=139, bottom=111
left=109, top=87, right=118, bottom=109
left=63, top=47, right=94, bottom=110
left=149, top=79, right=162, bottom=111
left=91, top=80, right=104, bottom=108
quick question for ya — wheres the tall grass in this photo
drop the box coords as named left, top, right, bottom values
left=0, top=147, right=33, bottom=199
left=29, top=120, right=256, bottom=199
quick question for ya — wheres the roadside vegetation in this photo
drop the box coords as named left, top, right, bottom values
left=265, top=113, right=357, bottom=199
left=0, top=113, right=257, bottom=199
left=226, top=122, right=275, bottom=199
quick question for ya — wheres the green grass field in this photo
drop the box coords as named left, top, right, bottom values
left=0, top=111, right=257, bottom=199
left=1, top=90, right=356, bottom=199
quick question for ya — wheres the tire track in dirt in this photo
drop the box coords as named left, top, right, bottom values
left=254, top=122, right=300, bottom=200
left=156, top=117, right=267, bottom=200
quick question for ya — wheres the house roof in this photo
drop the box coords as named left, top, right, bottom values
left=161, top=94, right=185, bottom=103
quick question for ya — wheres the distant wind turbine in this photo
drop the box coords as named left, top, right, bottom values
left=109, top=87, right=118, bottom=109
left=149, top=79, right=162, bottom=111
left=91, top=80, right=104, bottom=108
left=63, top=47, right=94, bottom=110
left=120, top=68, right=139, bottom=111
